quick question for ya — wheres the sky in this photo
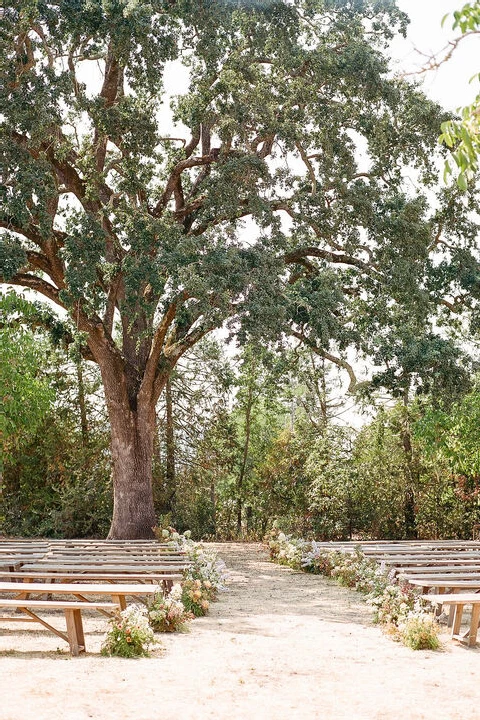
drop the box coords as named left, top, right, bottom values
left=394, top=0, right=480, bottom=111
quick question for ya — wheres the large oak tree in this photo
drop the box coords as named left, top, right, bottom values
left=1, top=0, right=470, bottom=537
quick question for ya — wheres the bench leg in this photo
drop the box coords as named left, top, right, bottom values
left=468, top=604, right=480, bottom=647
left=64, top=609, right=85, bottom=656
left=452, top=604, right=465, bottom=637
left=111, top=594, right=126, bottom=611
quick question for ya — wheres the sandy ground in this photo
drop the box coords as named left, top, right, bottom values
left=1, top=542, right=480, bottom=720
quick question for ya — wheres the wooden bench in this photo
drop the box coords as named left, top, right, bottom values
left=422, top=593, right=480, bottom=647
left=0, top=580, right=172, bottom=655
left=0, top=598, right=118, bottom=655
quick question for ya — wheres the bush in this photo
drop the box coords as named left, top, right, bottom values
left=398, top=614, right=441, bottom=650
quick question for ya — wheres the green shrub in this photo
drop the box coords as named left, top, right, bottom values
left=399, top=614, right=441, bottom=651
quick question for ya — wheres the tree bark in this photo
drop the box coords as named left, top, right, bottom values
left=107, top=399, right=157, bottom=539
left=76, top=359, right=89, bottom=447
left=237, top=384, right=253, bottom=536
left=165, top=376, right=176, bottom=514
left=400, top=398, right=418, bottom=540
left=95, top=346, right=161, bottom=539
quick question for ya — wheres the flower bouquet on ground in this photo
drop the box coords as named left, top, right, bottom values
left=101, top=604, right=156, bottom=658
left=181, top=578, right=211, bottom=616
left=148, top=584, right=193, bottom=633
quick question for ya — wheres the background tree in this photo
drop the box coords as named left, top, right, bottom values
left=439, top=1, right=480, bottom=187
left=2, top=0, right=470, bottom=537
left=1, top=308, right=54, bottom=464
left=1, top=298, right=112, bottom=537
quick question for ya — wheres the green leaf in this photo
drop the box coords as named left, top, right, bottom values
left=457, top=172, right=468, bottom=190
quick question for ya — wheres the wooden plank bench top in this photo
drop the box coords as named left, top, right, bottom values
left=376, top=558, right=480, bottom=567
left=2, top=571, right=183, bottom=586
left=0, top=598, right=118, bottom=610
left=393, top=565, right=480, bottom=574
left=0, top=598, right=118, bottom=656
left=423, top=592, right=480, bottom=604
left=0, top=581, right=164, bottom=594
left=422, top=593, right=480, bottom=647
left=406, top=578, right=480, bottom=591
left=19, top=563, right=188, bottom=573
left=25, top=556, right=188, bottom=564
left=400, top=572, right=480, bottom=580
left=0, top=581, right=163, bottom=611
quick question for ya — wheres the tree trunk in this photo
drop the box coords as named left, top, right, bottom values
left=165, top=376, right=176, bottom=515
left=400, top=398, right=418, bottom=540
left=237, top=384, right=254, bottom=537
left=105, top=390, right=158, bottom=539
left=76, top=359, right=89, bottom=447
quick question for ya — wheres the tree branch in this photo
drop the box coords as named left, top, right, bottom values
left=291, top=329, right=360, bottom=393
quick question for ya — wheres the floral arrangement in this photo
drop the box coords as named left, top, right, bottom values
left=100, top=525, right=229, bottom=655
left=148, top=583, right=193, bottom=633
left=101, top=604, right=156, bottom=658
left=153, top=521, right=228, bottom=618
left=184, top=544, right=227, bottom=597
left=181, top=577, right=211, bottom=616
left=266, top=530, right=440, bottom=651
left=154, top=524, right=185, bottom=546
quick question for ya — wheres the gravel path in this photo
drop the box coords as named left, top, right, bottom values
left=1, top=542, right=480, bottom=720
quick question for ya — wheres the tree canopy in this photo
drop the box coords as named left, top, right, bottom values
left=2, top=0, right=478, bottom=537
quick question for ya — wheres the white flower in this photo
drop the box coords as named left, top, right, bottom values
left=170, top=583, right=183, bottom=601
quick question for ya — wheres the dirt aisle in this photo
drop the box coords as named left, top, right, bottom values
left=1, top=542, right=480, bottom=720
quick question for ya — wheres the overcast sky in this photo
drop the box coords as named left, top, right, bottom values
left=394, top=0, right=480, bottom=111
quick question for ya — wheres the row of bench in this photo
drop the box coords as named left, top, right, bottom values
left=0, top=539, right=190, bottom=655
left=313, top=539, right=480, bottom=647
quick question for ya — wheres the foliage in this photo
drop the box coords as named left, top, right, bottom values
left=1, top=324, right=112, bottom=537
left=1, top=324, right=54, bottom=463
left=3, top=412, right=112, bottom=537
left=439, top=2, right=480, bottom=188
left=398, top=613, right=441, bottom=650
left=147, top=584, right=193, bottom=633
left=412, top=382, right=480, bottom=537
left=101, top=605, right=156, bottom=658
